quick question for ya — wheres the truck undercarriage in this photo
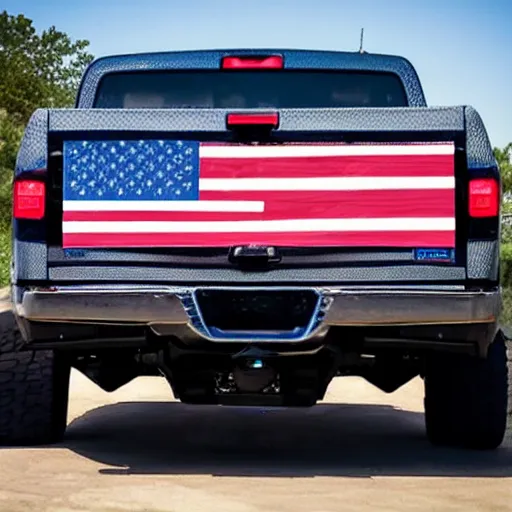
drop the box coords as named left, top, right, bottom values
left=14, top=283, right=500, bottom=407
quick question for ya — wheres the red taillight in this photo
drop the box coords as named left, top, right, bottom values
left=227, top=112, right=279, bottom=128
left=469, top=178, right=499, bottom=218
left=13, top=179, right=46, bottom=220
left=221, top=55, right=283, bottom=69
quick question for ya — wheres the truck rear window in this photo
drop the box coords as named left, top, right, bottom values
left=94, top=70, right=408, bottom=109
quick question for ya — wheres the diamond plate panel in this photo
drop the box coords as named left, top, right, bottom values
left=464, top=106, right=496, bottom=169
left=49, top=107, right=464, bottom=133
left=467, top=240, right=499, bottom=280
left=15, top=109, right=48, bottom=175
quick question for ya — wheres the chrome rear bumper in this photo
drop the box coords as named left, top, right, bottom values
left=13, top=285, right=500, bottom=343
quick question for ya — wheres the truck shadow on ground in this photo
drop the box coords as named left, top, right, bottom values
left=63, top=400, right=512, bottom=478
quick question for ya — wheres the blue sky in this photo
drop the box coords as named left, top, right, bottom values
left=4, top=0, right=511, bottom=147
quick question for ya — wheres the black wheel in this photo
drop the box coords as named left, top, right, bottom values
left=0, top=315, right=70, bottom=446
left=424, top=330, right=508, bottom=450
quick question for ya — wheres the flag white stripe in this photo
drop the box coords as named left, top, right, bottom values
left=199, top=144, right=455, bottom=158
left=63, top=200, right=264, bottom=212
left=63, top=217, right=456, bottom=234
left=199, top=176, right=455, bottom=192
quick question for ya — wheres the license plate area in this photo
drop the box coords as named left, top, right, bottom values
left=192, top=288, right=322, bottom=341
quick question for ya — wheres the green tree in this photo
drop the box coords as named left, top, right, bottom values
left=0, top=110, right=23, bottom=173
left=0, top=11, right=94, bottom=124
left=494, top=143, right=512, bottom=195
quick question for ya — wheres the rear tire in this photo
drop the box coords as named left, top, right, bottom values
left=0, top=317, right=70, bottom=446
left=424, top=330, right=508, bottom=450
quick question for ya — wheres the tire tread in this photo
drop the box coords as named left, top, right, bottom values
left=0, top=316, right=69, bottom=446
left=424, top=331, right=508, bottom=450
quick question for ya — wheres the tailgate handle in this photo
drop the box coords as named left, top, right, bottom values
left=228, top=245, right=282, bottom=269
left=226, top=112, right=279, bottom=129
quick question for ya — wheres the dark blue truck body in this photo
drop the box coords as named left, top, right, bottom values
left=3, top=49, right=507, bottom=450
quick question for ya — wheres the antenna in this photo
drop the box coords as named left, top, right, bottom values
left=359, top=28, right=365, bottom=54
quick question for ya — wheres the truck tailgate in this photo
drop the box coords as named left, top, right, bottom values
left=39, top=106, right=482, bottom=284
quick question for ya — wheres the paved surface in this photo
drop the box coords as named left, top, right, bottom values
left=0, top=304, right=511, bottom=511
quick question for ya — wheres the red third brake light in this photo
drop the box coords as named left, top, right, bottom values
left=469, top=178, right=499, bottom=218
left=227, top=112, right=279, bottom=128
left=221, top=55, right=284, bottom=69
left=13, top=179, right=46, bottom=220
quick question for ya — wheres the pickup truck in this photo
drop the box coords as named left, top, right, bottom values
left=2, top=49, right=508, bottom=450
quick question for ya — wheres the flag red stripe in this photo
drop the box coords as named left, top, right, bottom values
left=63, top=231, right=455, bottom=249
left=200, top=154, right=454, bottom=179
left=63, top=189, right=454, bottom=222
left=199, top=188, right=455, bottom=212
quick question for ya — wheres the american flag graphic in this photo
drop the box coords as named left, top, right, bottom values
left=62, top=140, right=456, bottom=249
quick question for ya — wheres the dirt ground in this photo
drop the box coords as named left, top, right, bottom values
left=0, top=301, right=511, bottom=511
